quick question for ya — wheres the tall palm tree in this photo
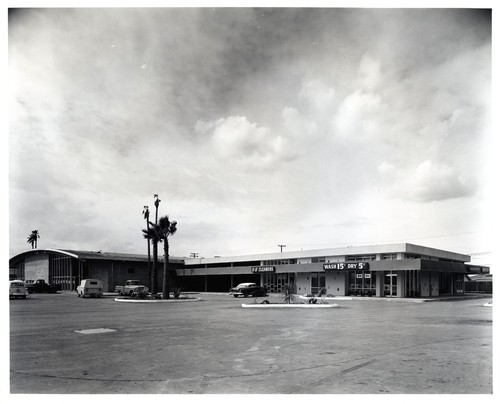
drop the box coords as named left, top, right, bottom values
left=158, top=215, right=177, bottom=299
left=142, top=206, right=151, bottom=286
left=26, top=230, right=40, bottom=249
left=142, top=222, right=161, bottom=295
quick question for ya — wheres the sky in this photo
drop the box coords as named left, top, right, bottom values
left=7, top=6, right=494, bottom=266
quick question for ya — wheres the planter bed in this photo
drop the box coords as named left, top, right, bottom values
left=115, top=297, right=202, bottom=303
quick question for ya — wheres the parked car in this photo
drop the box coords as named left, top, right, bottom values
left=114, top=280, right=149, bottom=296
left=25, top=279, right=61, bottom=294
left=229, top=283, right=267, bottom=298
left=9, top=280, right=28, bottom=299
left=77, top=279, right=103, bottom=298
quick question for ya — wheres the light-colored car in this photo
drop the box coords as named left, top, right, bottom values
left=77, top=279, right=103, bottom=298
left=9, top=280, right=28, bottom=299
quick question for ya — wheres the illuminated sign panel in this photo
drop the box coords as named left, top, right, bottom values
left=251, top=266, right=276, bottom=273
left=323, top=262, right=370, bottom=271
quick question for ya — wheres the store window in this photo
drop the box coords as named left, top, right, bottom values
left=263, top=273, right=295, bottom=293
left=349, top=271, right=376, bottom=296
left=263, top=259, right=297, bottom=265
left=346, top=255, right=376, bottom=262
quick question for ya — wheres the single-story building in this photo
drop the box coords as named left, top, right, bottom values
left=9, top=243, right=490, bottom=298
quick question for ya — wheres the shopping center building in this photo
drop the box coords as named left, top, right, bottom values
left=9, top=243, right=489, bottom=298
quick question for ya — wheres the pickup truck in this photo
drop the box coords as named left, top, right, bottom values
left=114, top=280, right=149, bottom=296
left=25, top=279, right=61, bottom=294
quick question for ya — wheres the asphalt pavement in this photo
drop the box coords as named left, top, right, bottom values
left=9, top=292, right=493, bottom=394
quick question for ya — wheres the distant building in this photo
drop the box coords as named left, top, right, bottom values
left=9, top=243, right=490, bottom=298
left=465, top=273, right=493, bottom=293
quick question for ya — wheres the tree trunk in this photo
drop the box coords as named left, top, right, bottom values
left=162, top=240, right=170, bottom=299
left=146, top=222, right=151, bottom=289
left=151, top=240, right=158, bottom=295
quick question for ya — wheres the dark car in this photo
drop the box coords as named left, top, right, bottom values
left=229, top=283, right=267, bottom=298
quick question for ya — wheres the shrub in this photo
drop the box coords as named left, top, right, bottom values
left=281, top=284, right=296, bottom=304
left=132, top=287, right=148, bottom=299
left=172, top=287, right=182, bottom=299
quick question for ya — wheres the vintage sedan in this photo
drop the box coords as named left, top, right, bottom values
left=229, top=282, right=267, bottom=298
left=9, top=280, right=28, bottom=299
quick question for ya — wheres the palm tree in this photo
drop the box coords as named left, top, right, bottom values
left=26, top=230, right=40, bottom=249
left=142, top=222, right=161, bottom=295
left=158, top=215, right=177, bottom=299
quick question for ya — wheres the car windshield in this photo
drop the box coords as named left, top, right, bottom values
left=11, top=282, right=24, bottom=287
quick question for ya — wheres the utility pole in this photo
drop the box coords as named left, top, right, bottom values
left=142, top=206, right=151, bottom=285
left=190, top=253, right=198, bottom=258
left=278, top=244, right=286, bottom=252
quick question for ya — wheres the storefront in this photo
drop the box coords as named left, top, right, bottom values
left=9, top=243, right=489, bottom=297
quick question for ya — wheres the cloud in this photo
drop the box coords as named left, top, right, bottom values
left=358, top=54, right=381, bottom=90
left=410, top=160, right=476, bottom=202
left=378, top=160, right=477, bottom=203
left=333, top=90, right=383, bottom=139
left=8, top=9, right=491, bottom=258
left=196, top=115, right=294, bottom=169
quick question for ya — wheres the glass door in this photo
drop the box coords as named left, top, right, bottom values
left=384, top=271, right=398, bottom=297
left=311, top=272, right=325, bottom=295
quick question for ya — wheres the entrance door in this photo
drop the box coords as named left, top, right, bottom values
left=384, top=271, right=398, bottom=297
left=311, top=272, right=325, bottom=295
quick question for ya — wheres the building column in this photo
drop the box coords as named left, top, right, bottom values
left=375, top=272, right=384, bottom=297
left=397, top=271, right=405, bottom=298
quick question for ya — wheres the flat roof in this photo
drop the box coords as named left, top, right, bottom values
left=9, top=243, right=471, bottom=267
left=184, top=243, right=471, bottom=265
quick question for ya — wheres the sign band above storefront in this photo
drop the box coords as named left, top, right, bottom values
left=323, top=262, right=369, bottom=271
left=251, top=266, right=276, bottom=273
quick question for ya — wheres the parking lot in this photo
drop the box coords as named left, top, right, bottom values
left=9, top=292, right=492, bottom=394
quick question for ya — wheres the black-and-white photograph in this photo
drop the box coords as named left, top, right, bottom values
left=5, top=1, right=494, bottom=399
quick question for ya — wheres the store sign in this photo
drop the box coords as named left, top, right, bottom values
left=323, top=262, right=370, bottom=271
left=251, top=266, right=276, bottom=273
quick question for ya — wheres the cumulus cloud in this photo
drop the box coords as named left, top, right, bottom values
left=195, top=115, right=294, bottom=169
left=410, top=160, right=476, bottom=202
left=378, top=160, right=477, bottom=203
left=333, top=90, right=383, bottom=139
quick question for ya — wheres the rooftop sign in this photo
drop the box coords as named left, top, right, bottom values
left=251, top=266, right=276, bottom=273
left=323, top=262, right=370, bottom=271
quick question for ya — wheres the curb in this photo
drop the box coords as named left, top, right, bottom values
left=242, top=303, right=340, bottom=308
left=114, top=297, right=202, bottom=303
